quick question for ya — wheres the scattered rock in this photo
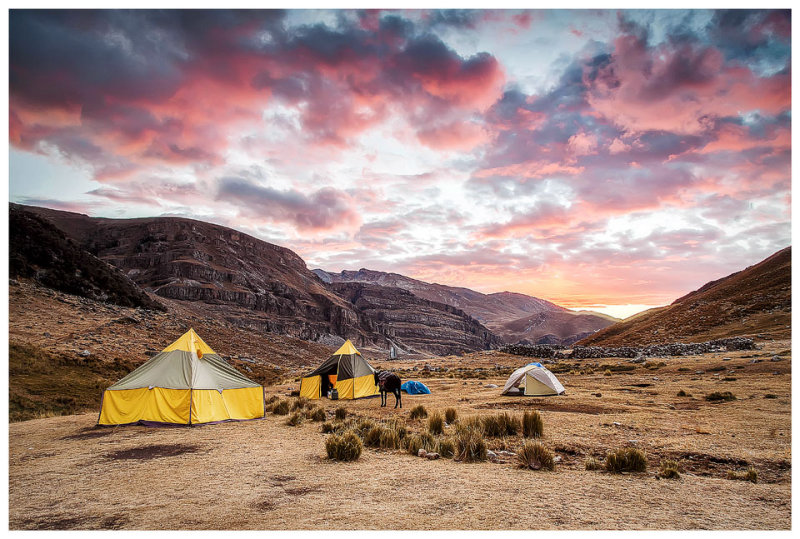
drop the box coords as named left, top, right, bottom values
left=750, top=359, right=761, bottom=364
left=425, top=452, right=440, bottom=460
left=418, top=449, right=427, bottom=458
left=723, top=357, right=732, bottom=361
left=486, top=450, right=497, bottom=460
left=771, top=356, right=783, bottom=362
left=484, top=384, right=498, bottom=388
left=79, top=350, right=91, bottom=357
left=695, top=370, right=705, bottom=375
left=612, top=422, right=621, bottom=427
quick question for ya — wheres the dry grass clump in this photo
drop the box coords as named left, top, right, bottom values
left=428, top=412, right=444, bottom=435
left=286, top=411, right=305, bottom=426
left=405, top=432, right=437, bottom=455
left=320, top=421, right=335, bottom=433
left=659, top=460, right=681, bottom=479
left=765, top=394, right=778, bottom=399
left=379, top=425, right=403, bottom=450
left=705, top=391, right=736, bottom=402
left=334, top=407, right=348, bottom=421
left=444, top=407, right=457, bottom=424
left=584, top=456, right=602, bottom=471
left=437, top=437, right=455, bottom=458
left=292, top=397, right=309, bottom=411
left=264, top=395, right=280, bottom=411
left=522, top=410, right=543, bottom=438
left=308, top=407, right=326, bottom=422
left=516, top=441, right=554, bottom=471
left=453, top=423, right=487, bottom=462
left=677, top=389, right=688, bottom=397
left=409, top=404, right=428, bottom=419
left=728, top=467, right=758, bottom=483
left=272, top=399, right=290, bottom=415
left=482, top=412, right=519, bottom=437
left=605, top=447, right=647, bottom=473
left=363, top=425, right=383, bottom=448
left=325, top=430, right=362, bottom=461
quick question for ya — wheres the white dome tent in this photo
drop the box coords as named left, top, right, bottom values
left=502, top=362, right=565, bottom=396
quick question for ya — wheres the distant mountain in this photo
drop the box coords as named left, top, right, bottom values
left=12, top=204, right=498, bottom=356
left=578, top=246, right=791, bottom=346
left=314, top=268, right=618, bottom=344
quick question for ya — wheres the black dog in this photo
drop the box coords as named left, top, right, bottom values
left=374, top=370, right=402, bottom=408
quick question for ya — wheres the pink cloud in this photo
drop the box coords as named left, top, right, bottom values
left=417, top=121, right=489, bottom=151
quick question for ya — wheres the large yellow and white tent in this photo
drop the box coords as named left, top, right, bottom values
left=502, top=362, right=565, bottom=396
left=299, top=340, right=379, bottom=400
left=98, top=328, right=265, bottom=426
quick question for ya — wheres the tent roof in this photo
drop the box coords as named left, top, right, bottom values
left=333, top=339, right=361, bottom=356
left=107, top=329, right=260, bottom=391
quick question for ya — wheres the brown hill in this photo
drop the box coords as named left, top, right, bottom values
left=578, top=246, right=791, bottom=346
left=314, top=268, right=617, bottom=344
left=13, top=204, right=499, bottom=355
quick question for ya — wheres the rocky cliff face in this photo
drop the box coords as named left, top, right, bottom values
left=330, top=282, right=502, bottom=356
left=315, top=267, right=617, bottom=344
left=19, top=205, right=374, bottom=345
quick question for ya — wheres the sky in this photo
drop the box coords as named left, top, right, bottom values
left=8, top=9, right=791, bottom=319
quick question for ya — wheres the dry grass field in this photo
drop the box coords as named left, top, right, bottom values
left=8, top=341, right=791, bottom=530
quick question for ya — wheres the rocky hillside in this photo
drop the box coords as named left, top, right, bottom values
left=578, top=246, right=791, bottom=346
left=314, top=268, right=617, bottom=344
left=330, top=282, right=502, bottom=356
left=9, top=205, right=163, bottom=311
left=13, top=204, right=501, bottom=355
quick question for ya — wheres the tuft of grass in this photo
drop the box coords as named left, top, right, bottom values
left=320, top=421, right=335, bottom=433
left=677, top=367, right=691, bottom=372
left=444, top=407, right=458, bottom=424
left=603, top=369, right=612, bottom=376
left=405, top=432, right=436, bottom=455
left=659, top=460, right=681, bottom=479
left=765, top=394, right=778, bottom=399
left=286, top=411, right=305, bottom=426
left=482, top=412, right=520, bottom=437
left=522, top=410, right=544, bottom=438
left=437, top=437, right=455, bottom=458
left=453, top=423, right=487, bottom=462
left=705, top=391, right=736, bottom=402
left=334, top=407, right=347, bottom=421
left=308, top=407, right=326, bottom=422
left=722, top=377, right=737, bottom=382
left=584, top=456, right=602, bottom=471
left=292, top=397, right=309, bottom=411
left=677, top=389, right=688, bottom=397
left=605, top=447, right=648, bottom=473
left=272, top=400, right=290, bottom=415
left=363, top=426, right=384, bottom=448
left=379, top=425, right=403, bottom=450
left=428, top=412, right=444, bottom=436
left=409, top=404, right=428, bottom=419
left=325, top=430, right=362, bottom=461
left=516, top=441, right=555, bottom=471
left=728, top=467, right=758, bottom=483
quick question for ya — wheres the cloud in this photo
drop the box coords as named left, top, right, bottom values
left=216, top=177, right=361, bottom=232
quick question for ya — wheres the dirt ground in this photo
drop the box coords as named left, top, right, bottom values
left=8, top=341, right=791, bottom=530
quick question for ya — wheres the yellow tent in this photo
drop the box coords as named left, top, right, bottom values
left=299, top=340, right=379, bottom=400
left=98, top=329, right=264, bottom=426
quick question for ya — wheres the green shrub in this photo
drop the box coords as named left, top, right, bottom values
left=428, top=413, right=444, bottom=436
left=584, top=456, right=602, bottom=471
left=409, top=404, right=428, bottom=419
left=705, top=391, right=736, bottom=402
left=453, top=423, right=487, bottom=462
left=286, top=411, right=305, bottom=426
left=334, top=407, right=348, bottom=421
left=309, top=407, right=326, bottom=422
left=444, top=407, right=457, bottom=424
left=605, top=447, right=647, bottom=473
left=321, top=421, right=335, bottom=433
left=272, top=399, right=290, bottom=415
left=522, top=410, right=543, bottom=438
left=728, top=467, right=758, bottom=483
left=659, top=460, right=681, bottom=479
left=325, top=430, right=362, bottom=461
left=437, top=437, right=455, bottom=458
left=516, top=441, right=554, bottom=471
